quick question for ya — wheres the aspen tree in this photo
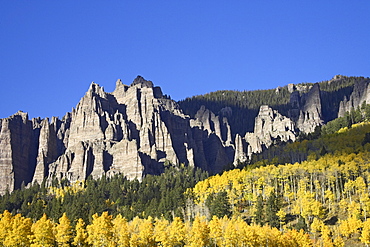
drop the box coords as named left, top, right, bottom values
left=112, top=214, right=130, bottom=247
left=361, top=218, right=370, bottom=247
left=55, top=213, right=73, bottom=247
left=209, top=216, right=223, bottom=246
left=72, top=218, right=88, bottom=247
left=168, top=217, right=185, bottom=246
left=185, top=215, right=209, bottom=247
left=137, top=216, right=155, bottom=246
left=30, top=214, right=55, bottom=247
left=3, top=213, right=32, bottom=247
left=0, top=210, right=13, bottom=245
left=153, top=218, right=170, bottom=247
left=86, top=212, right=114, bottom=247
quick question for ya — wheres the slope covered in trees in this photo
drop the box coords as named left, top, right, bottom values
left=1, top=109, right=370, bottom=245
left=0, top=210, right=315, bottom=246
left=179, top=76, right=365, bottom=135
left=189, top=123, right=370, bottom=246
left=0, top=165, right=208, bottom=223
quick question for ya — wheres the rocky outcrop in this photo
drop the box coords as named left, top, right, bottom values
left=288, top=83, right=323, bottom=133
left=338, top=79, right=370, bottom=117
left=0, top=76, right=237, bottom=194
left=233, top=105, right=296, bottom=164
left=0, top=111, right=37, bottom=192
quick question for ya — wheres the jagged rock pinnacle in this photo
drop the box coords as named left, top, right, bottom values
left=131, top=75, right=154, bottom=88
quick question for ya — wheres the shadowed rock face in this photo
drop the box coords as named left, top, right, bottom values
left=1, top=75, right=370, bottom=194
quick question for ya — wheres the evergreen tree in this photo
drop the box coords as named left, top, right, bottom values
left=265, top=192, right=280, bottom=228
left=254, top=194, right=264, bottom=226
left=206, top=191, right=232, bottom=218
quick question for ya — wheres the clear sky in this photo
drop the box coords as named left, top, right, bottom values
left=1, top=1, right=369, bottom=119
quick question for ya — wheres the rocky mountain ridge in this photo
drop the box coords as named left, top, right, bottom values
left=0, top=75, right=369, bottom=194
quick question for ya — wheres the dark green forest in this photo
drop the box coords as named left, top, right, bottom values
left=179, top=76, right=367, bottom=136
left=0, top=165, right=208, bottom=225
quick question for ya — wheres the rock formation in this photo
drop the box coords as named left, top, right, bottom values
left=1, top=75, right=370, bottom=195
left=233, top=105, right=296, bottom=164
left=338, top=79, right=370, bottom=117
left=0, top=76, right=236, bottom=195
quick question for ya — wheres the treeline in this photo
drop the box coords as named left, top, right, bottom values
left=0, top=210, right=316, bottom=247
left=251, top=108, right=370, bottom=166
left=0, top=165, right=208, bottom=224
left=178, top=86, right=291, bottom=134
left=179, top=76, right=367, bottom=135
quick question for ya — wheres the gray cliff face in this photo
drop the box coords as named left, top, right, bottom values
left=0, top=112, right=37, bottom=192
left=233, top=105, right=296, bottom=164
left=338, top=79, right=370, bottom=117
left=289, top=83, right=323, bottom=133
left=0, top=76, right=236, bottom=194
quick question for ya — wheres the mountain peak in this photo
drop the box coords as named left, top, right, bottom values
left=131, top=75, right=154, bottom=88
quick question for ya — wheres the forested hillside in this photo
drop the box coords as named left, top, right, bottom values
left=179, top=76, right=365, bottom=135
left=1, top=120, right=370, bottom=245
left=1, top=76, right=370, bottom=246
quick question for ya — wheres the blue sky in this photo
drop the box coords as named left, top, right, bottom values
left=1, top=1, right=369, bottom=119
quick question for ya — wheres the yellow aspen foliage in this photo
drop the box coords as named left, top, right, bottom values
left=73, top=218, right=87, bottom=247
left=128, top=217, right=141, bottom=246
left=129, top=216, right=156, bottom=247
left=112, top=214, right=130, bottom=247
left=239, top=223, right=259, bottom=245
left=360, top=218, right=370, bottom=246
left=185, top=215, right=209, bottom=247
left=276, top=208, right=286, bottom=229
left=137, top=216, right=155, bottom=246
left=310, top=218, right=324, bottom=234
left=321, top=225, right=334, bottom=247
left=223, top=217, right=240, bottom=246
left=86, top=212, right=115, bottom=247
left=338, top=216, right=362, bottom=239
left=347, top=201, right=361, bottom=219
left=54, top=213, right=73, bottom=247
left=0, top=210, right=13, bottom=245
left=3, top=213, right=32, bottom=247
left=30, top=214, right=55, bottom=247
left=281, top=229, right=313, bottom=247
left=153, top=218, right=170, bottom=247
left=209, top=216, right=223, bottom=246
left=333, top=235, right=345, bottom=247
left=168, top=217, right=185, bottom=246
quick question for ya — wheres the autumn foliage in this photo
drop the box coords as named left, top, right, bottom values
left=0, top=210, right=314, bottom=247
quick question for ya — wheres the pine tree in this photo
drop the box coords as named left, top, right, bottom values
left=206, top=191, right=232, bottom=218
left=254, top=194, right=264, bottom=226
left=265, top=192, right=280, bottom=228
